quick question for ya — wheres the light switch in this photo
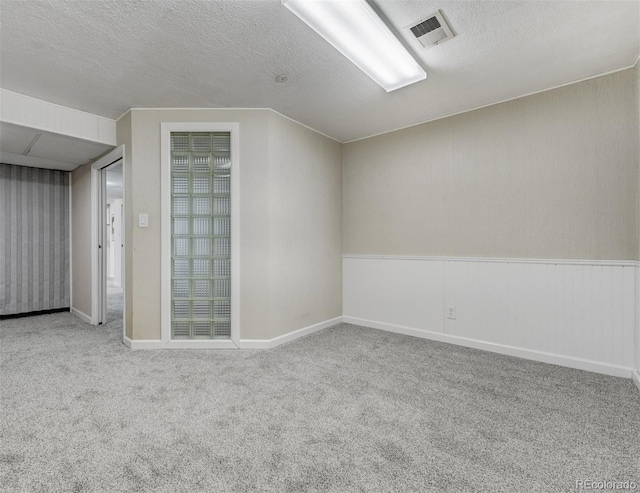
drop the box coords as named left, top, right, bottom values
left=138, top=213, right=149, bottom=228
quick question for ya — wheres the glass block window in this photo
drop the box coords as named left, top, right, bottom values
left=171, top=132, right=232, bottom=339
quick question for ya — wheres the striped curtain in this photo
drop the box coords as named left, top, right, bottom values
left=0, top=164, right=70, bottom=316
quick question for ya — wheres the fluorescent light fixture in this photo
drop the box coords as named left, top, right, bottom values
left=283, top=0, right=426, bottom=92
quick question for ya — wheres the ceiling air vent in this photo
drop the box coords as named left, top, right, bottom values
left=408, top=10, right=454, bottom=49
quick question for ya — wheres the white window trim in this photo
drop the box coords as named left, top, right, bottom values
left=160, top=122, right=240, bottom=349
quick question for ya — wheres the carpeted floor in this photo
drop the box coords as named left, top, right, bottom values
left=1, top=305, right=639, bottom=492
left=106, top=282, right=123, bottom=324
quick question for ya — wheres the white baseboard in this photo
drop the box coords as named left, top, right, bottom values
left=237, top=316, right=343, bottom=349
left=122, top=316, right=343, bottom=351
left=633, top=370, right=640, bottom=394
left=70, top=307, right=92, bottom=324
left=343, top=316, right=633, bottom=379
left=123, top=336, right=162, bottom=350
left=235, top=339, right=270, bottom=349
left=163, top=339, right=237, bottom=349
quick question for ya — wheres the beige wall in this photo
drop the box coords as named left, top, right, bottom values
left=119, top=109, right=342, bottom=341
left=268, top=112, right=342, bottom=338
left=343, top=68, right=638, bottom=260
left=70, top=162, right=92, bottom=318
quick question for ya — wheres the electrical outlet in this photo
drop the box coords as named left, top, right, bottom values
left=446, top=305, right=457, bottom=320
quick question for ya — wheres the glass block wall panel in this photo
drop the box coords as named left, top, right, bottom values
left=214, top=176, right=230, bottom=194
left=214, top=197, right=230, bottom=215
left=171, top=132, right=232, bottom=339
left=193, top=321, right=213, bottom=339
left=173, top=238, right=189, bottom=257
left=173, top=279, right=190, bottom=298
left=192, top=238, right=211, bottom=256
left=214, top=259, right=230, bottom=277
left=172, top=154, right=189, bottom=172
left=173, top=321, right=191, bottom=339
left=214, top=279, right=230, bottom=298
left=192, top=176, right=211, bottom=194
left=173, top=176, right=189, bottom=194
left=193, top=280, right=212, bottom=298
left=173, top=196, right=190, bottom=215
left=193, top=301, right=212, bottom=319
left=192, top=197, right=211, bottom=215
left=193, top=154, right=211, bottom=173
left=214, top=217, right=230, bottom=236
left=215, top=321, right=231, bottom=338
left=215, top=238, right=231, bottom=257
left=193, top=217, right=211, bottom=236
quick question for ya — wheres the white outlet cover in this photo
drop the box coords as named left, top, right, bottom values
left=446, top=306, right=457, bottom=320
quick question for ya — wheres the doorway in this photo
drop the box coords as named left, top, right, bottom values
left=91, top=145, right=125, bottom=338
left=105, top=163, right=123, bottom=324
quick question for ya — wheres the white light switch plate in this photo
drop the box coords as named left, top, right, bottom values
left=138, top=213, right=149, bottom=228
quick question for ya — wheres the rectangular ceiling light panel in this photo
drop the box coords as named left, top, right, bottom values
left=283, top=0, right=426, bottom=92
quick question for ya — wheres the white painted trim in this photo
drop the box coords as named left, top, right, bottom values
left=123, top=316, right=342, bottom=351
left=120, top=151, right=127, bottom=345
left=90, top=164, right=99, bottom=325
left=71, top=307, right=92, bottom=324
left=160, top=122, right=240, bottom=348
left=237, top=316, right=343, bottom=349
left=343, top=316, right=633, bottom=379
left=115, top=108, right=131, bottom=123
left=344, top=62, right=640, bottom=144
left=163, top=339, right=238, bottom=349
left=0, top=89, right=116, bottom=145
left=343, top=254, right=639, bottom=268
left=132, top=107, right=273, bottom=112
left=123, top=337, right=163, bottom=350
left=633, top=370, right=640, bottom=394
left=268, top=109, right=340, bottom=143
left=126, top=108, right=341, bottom=143
left=102, top=59, right=640, bottom=146
left=235, top=339, right=271, bottom=350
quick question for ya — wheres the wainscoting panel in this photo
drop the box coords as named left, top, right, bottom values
left=443, top=260, right=635, bottom=369
left=344, top=256, right=637, bottom=376
left=343, top=257, right=444, bottom=333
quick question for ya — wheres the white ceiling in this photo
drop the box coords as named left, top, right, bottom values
left=0, top=0, right=638, bottom=143
left=0, top=122, right=114, bottom=171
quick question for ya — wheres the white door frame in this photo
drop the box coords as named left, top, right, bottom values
left=91, top=146, right=126, bottom=343
left=160, top=123, right=240, bottom=348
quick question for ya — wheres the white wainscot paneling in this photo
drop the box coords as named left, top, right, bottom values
left=343, top=257, right=444, bottom=332
left=443, top=261, right=635, bottom=371
left=344, top=256, right=637, bottom=377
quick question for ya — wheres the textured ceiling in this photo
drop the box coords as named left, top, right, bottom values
left=0, top=0, right=638, bottom=143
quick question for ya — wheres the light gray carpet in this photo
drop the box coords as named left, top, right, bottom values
left=106, top=284, right=123, bottom=325
left=1, top=309, right=639, bottom=492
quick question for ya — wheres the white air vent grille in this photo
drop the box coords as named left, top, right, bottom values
left=408, top=10, right=454, bottom=49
